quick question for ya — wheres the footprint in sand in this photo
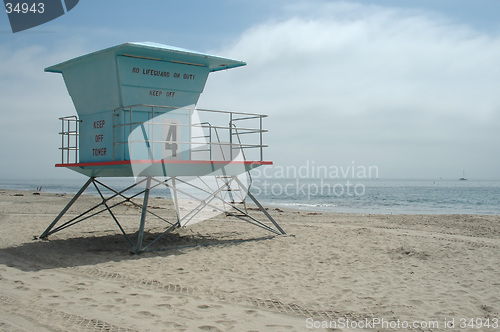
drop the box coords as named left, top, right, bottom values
left=215, top=320, right=236, bottom=328
left=197, top=304, right=223, bottom=310
left=265, top=324, right=296, bottom=330
left=39, top=288, right=55, bottom=293
left=198, top=326, right=222, bottom=332
left=481, top=304, right=495, bottom=313
left=138, top=311, right=160, bottom=318
left=244, top=309, right=259, bottom=316
left=129, top=293, right=153, bottom=298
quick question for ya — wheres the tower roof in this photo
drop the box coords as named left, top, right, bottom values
left=45, top=42, right=246, bottom=73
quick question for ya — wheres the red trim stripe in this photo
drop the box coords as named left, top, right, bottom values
left=56, top=160, right=273, bottom=168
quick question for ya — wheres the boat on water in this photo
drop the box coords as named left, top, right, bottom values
left=459, top=170, right=467, bottom=181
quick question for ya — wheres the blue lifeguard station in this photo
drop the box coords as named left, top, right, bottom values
left=39, top=42, right=285, bottom=253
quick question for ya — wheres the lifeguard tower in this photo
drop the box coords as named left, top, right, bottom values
left=39, top=42, right=285, bottom=253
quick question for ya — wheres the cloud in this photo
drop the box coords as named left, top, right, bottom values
left=0, top=41, right=87, bottom=178
left=200, top=2, right=500, bottom=177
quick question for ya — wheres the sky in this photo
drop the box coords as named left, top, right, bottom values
left=1, top=0, right=499, bottom=180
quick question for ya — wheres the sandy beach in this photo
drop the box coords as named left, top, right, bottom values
left=0, top=188, right=499, bottom=331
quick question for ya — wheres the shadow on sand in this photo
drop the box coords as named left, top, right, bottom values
left=0, top=230, right=275, bottom=272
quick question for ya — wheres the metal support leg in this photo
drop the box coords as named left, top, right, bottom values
left=93, top=180, right=135, bottom=249
left=233, top=176, right=286, bottom=235
left=171, top=177, right=181, bottom=226
left=38, top=174, right=283, bottom=253
left=166, top=175, right=285, bottom=236
left=39, top=177, right=94, bottom=238
left=135, top=176, right=152, bottom=253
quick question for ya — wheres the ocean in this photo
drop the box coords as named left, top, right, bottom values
left=250, top=178, right=500, bottom=215
left=1, top=177, right=499, bottom=215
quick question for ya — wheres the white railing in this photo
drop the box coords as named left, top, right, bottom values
left=112, top=105, right=268, bottom=162
left=59, top=116, right=80, bottom=164
left=58, top=106, right=269, bottom=164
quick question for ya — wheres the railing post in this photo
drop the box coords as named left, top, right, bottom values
left=209, top=123, right=212, bottom=161
left=75, top=118, right=79, bottom=163
left=130, top=107, right=133, bottom=160
left=112, top=110, right=115, bottom=161
left=67, top=119, right=71, bottom=163
left=151, top=105, right=155, bottom=159
left=260, top=115, right=263, bottom=161
left=229, top=112, right=233, bottom=161
left=60, top=118, right=64, bottom=163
